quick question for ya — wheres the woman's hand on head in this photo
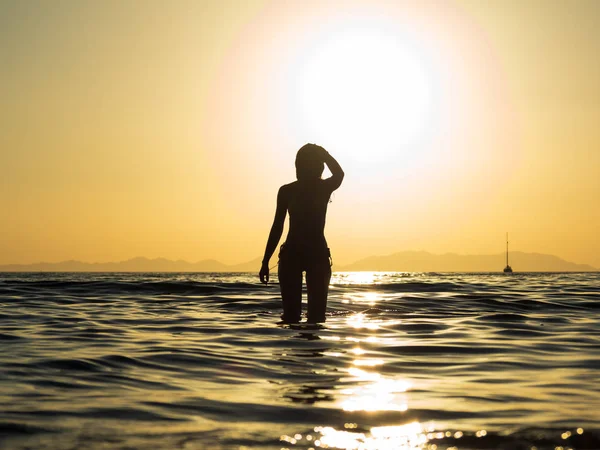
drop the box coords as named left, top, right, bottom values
left=259, top=262, right=270, bottom=284
left=315, top=144, right=328, bottom=161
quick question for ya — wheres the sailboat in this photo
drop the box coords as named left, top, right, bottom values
left=503, top=232, right=513, bottom=273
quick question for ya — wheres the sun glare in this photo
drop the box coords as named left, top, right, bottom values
left=289, top=20, right=435, bottom=162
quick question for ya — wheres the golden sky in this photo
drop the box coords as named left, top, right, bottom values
left=1, top=0, right=599, bottom=267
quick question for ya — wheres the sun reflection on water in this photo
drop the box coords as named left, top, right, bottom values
left=331, top=272, right=413, bottom=285
left=347, top=313, right=381, bottom=330
left=352, top=358, right=384, bottom=367
left=281, top=422, right=429, bottom=450
left=335, top=272, right=378, bottom=284
left=281, top=284, right=427, bottom=449
left=280, top=424, right=504, bottom=450
left=340, top=367, right=411, bottom=413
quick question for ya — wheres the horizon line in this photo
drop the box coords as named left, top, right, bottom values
left=0, top=250, right=597, bottom=271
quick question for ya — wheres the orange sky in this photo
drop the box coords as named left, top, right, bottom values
left=1, top=0, right=599, bottom=267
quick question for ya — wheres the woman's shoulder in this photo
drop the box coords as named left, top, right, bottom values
left=281, top=180, right=332, bottom=193
left=280, top=181, right=298, bottom=191
left=277, top=181, right=297, bottom=199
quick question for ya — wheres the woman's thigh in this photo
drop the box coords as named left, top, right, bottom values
left=305, top=259, right=331, bottom=323
left=278, top=258, right=303, bottom=322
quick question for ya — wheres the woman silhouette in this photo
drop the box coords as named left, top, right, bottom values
left=259, top=144, right=344, bottom=323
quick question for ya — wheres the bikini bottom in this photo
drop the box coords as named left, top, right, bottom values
left=277, top=243, right=332, bottom=323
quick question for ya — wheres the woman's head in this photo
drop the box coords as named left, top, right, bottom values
left=295, top=144, right=324, bottom=181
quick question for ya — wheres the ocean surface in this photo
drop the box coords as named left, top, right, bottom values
left=1, top=272, right=599, bottom=450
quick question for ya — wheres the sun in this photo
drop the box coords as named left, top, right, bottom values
left=288, top=21, right=435, bottom=163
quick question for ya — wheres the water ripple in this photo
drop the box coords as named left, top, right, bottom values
left=0, top=271, right=599, bottom=449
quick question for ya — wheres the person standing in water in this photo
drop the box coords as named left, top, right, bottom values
left=259, top=144, right=344, bottom=323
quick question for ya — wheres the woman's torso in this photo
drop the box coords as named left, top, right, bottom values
left=283, top=180, right=331, bottom=252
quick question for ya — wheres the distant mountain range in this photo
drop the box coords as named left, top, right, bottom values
left=338, top=251, right=597, bottom=272
left=0, top=256, right=262, bottom=273
left=0, top=251, right=596, bottom=272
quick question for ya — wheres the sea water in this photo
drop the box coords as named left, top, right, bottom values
left=1, top=272, right=599, bottom=449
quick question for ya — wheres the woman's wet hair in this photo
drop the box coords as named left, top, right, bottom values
left=296, top=144, right=324, bottom=181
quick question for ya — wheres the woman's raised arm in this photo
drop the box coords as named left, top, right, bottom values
left=322, top=149, right=344, bottom=192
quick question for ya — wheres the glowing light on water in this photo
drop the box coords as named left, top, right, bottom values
left=362, top=292, right=381, bottom=305
left=313, top=422, right=427, bottom=450
left=347, top=313, right=381, bottom=330
left=341, top=367, right=411, bottom=412
left=280, top=423, right=504, bottom=450
left=371, top=422, right=424, bottom=439
left=352, top=358, right=384, bottom=367
left=344, top=311, right=402, bottom=332
left=346, top=367, right=381, bottom=381
left=337, top=272, right=377, bottom=284
left=331, top=272, right=411, bottom=285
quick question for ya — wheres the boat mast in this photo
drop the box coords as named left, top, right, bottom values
left=506, top=232, right=509, bottom=266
